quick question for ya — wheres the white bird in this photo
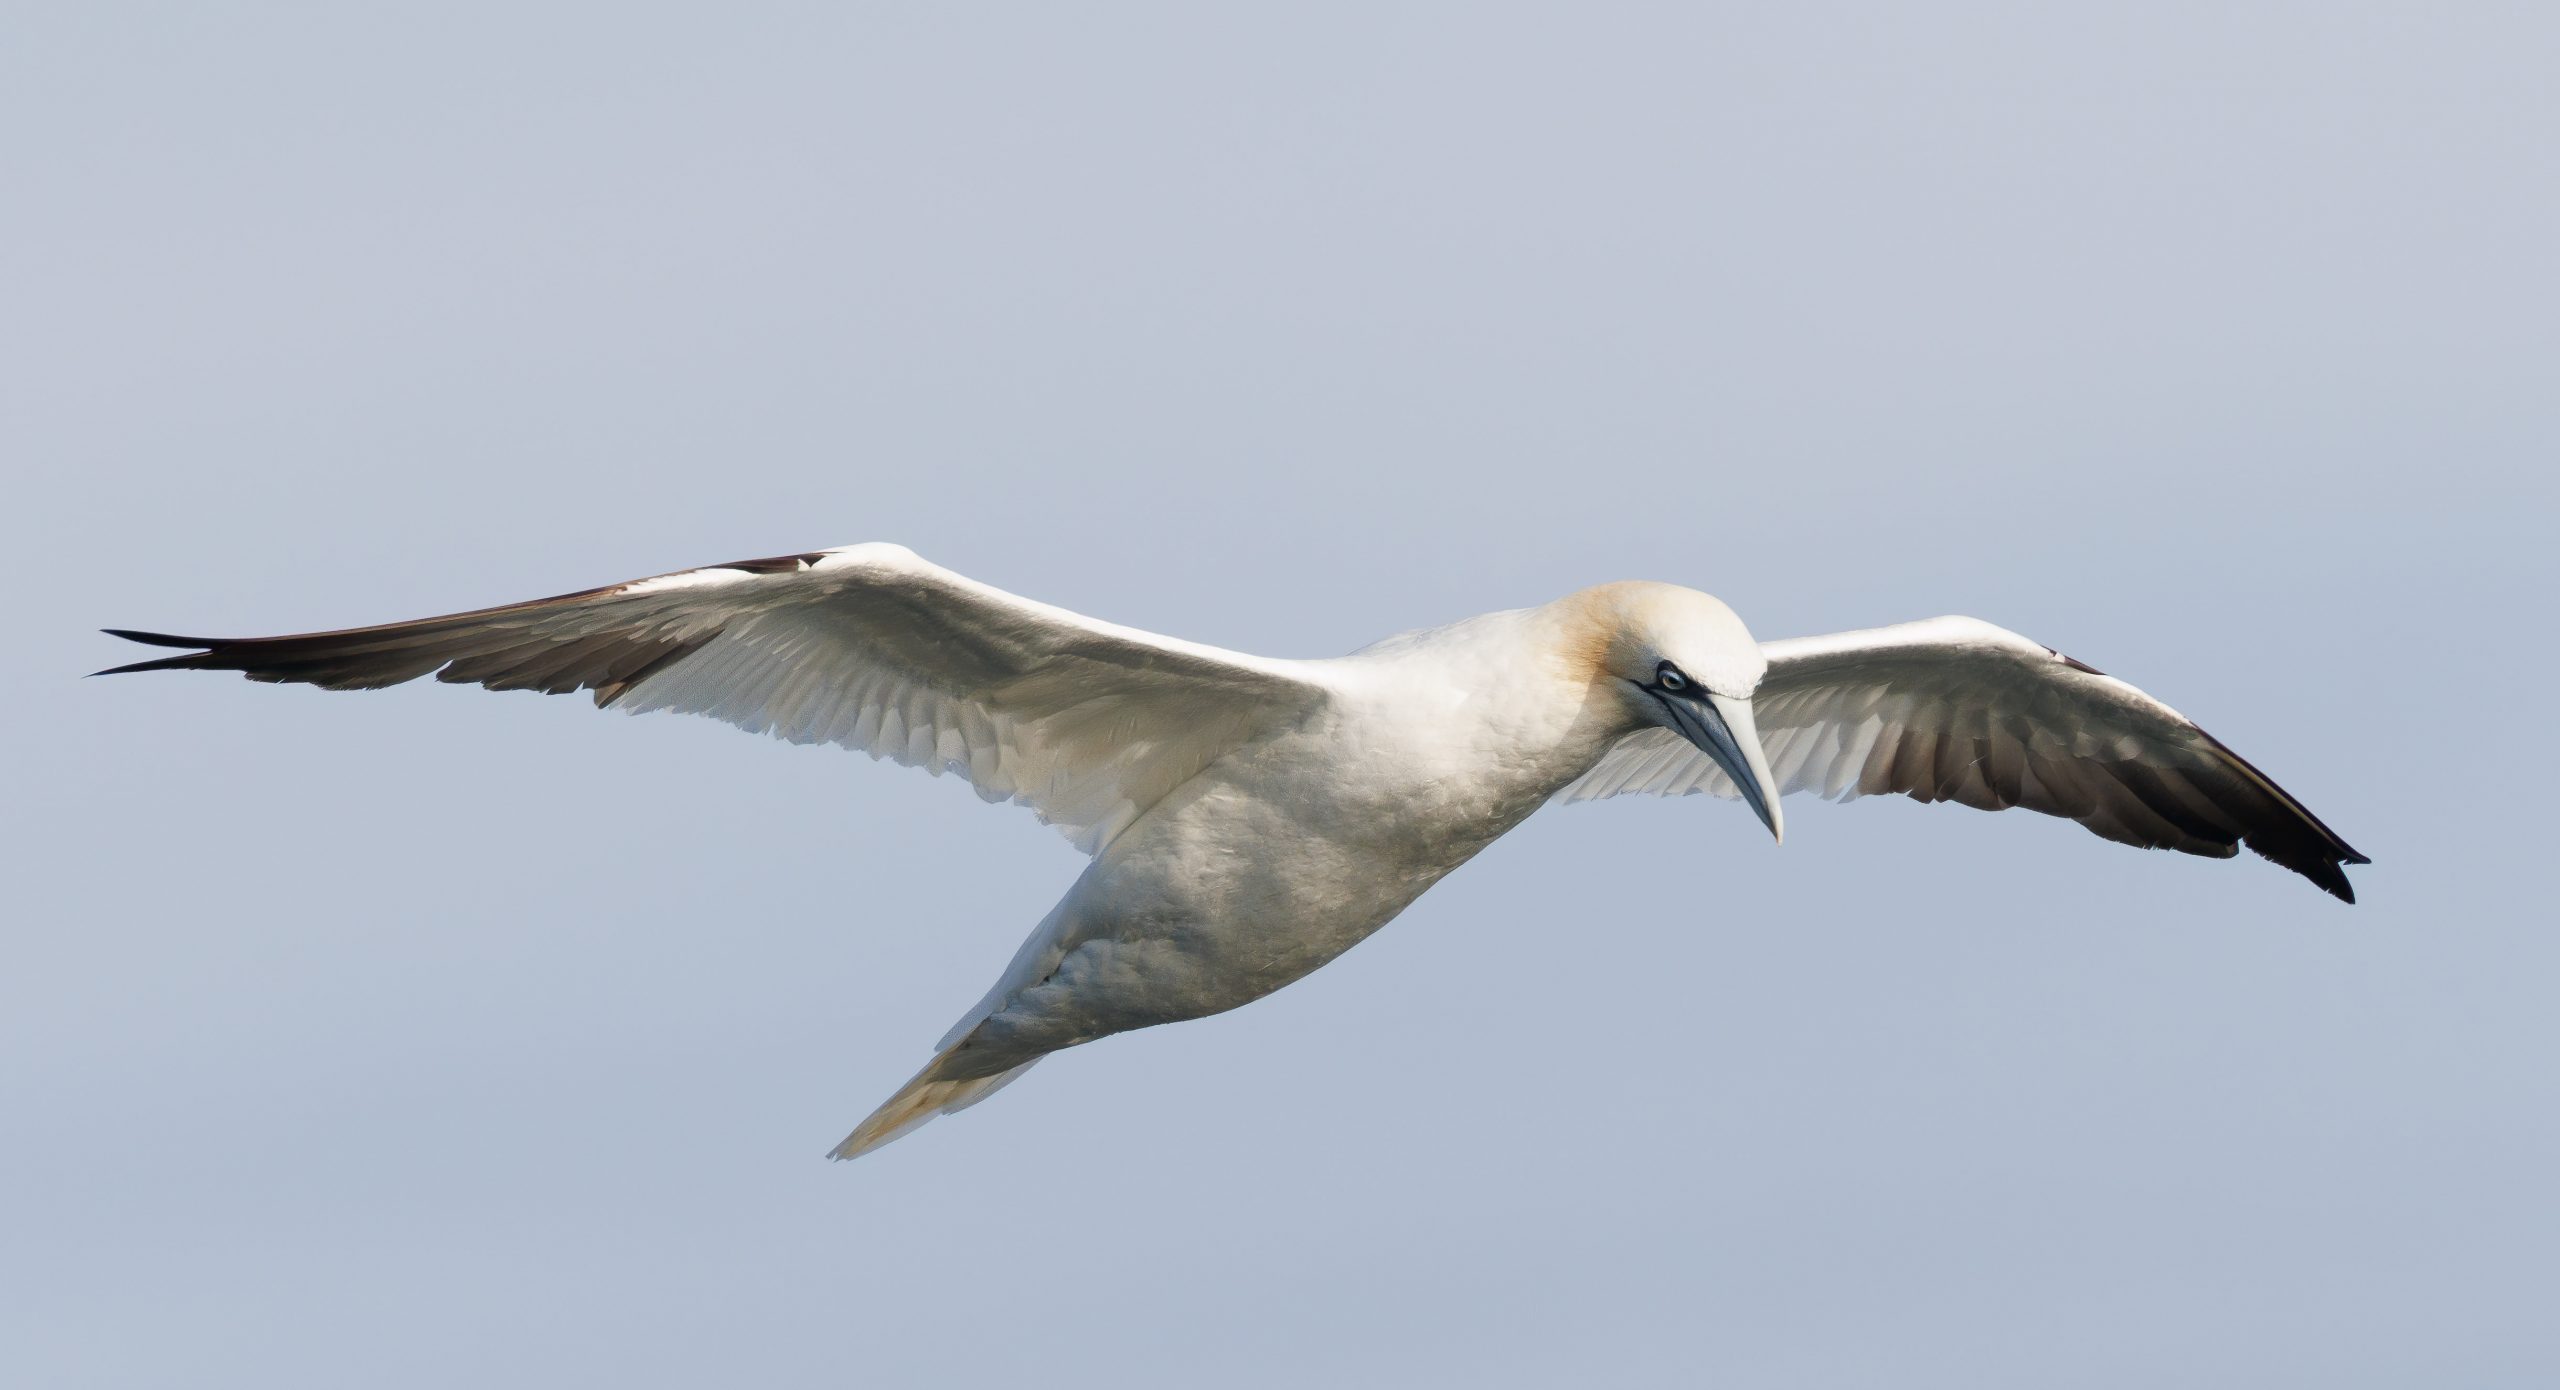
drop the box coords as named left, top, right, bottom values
left=102, top=543, right=2366, bottom=1158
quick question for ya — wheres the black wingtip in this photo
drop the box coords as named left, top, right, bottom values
left=90, top=655, right=208, bottom=675
left=2253, top=838, right=2362, bottom=904
left=2307, top=856, right=2359, bottom=905
left=93, top=629, right=218, bottom=678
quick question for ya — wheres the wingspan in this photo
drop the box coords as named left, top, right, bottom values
left=1560, top=616, right=2367, bottom=901
left=101, top=543, right=1328, bottom=854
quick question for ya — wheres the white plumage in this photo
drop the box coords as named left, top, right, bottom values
left=103, top=545, right=2365, bottom=1158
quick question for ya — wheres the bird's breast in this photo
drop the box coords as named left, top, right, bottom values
left=1142, top=671, right=1618, bottom=888
left=1009, top=674, right=1628, bottom=1038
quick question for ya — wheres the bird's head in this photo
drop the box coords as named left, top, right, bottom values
left=1560, top=581, right=1784, bottom=844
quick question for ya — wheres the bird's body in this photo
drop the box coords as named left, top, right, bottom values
left=100, top=544, right=2366, bottom=1158
left=836, top=592, right=1718, bottom=1151
left=918, top=607, right=1612, bottom=1065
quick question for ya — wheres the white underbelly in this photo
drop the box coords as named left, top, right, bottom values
left=947, top=732, right=1560, bottom=1068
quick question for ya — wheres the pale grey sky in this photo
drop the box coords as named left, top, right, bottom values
left=5, top=4, right=2553, bottom=1386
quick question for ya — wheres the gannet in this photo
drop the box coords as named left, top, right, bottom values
left=100, top=543, right=2367, bottom=1158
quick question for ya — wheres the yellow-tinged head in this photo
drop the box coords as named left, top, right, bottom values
left=1552, top=581, right=1784, bottom=843
left=1556, top=581, right=1768, bottom=697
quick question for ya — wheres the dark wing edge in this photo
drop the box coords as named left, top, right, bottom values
left=2175, top=722, right=2372, bottom=899
left=1761, top=619, right=2370, bottom=904
left=91, top=549, right=830, bottom=706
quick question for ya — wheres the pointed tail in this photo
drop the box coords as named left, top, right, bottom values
left=828, top=1052, right=1041, bottom=1161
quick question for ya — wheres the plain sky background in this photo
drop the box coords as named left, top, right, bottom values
left=5, top=4, right=2553, bottom=1386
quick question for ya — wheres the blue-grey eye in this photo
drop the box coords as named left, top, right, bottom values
left=1657, top=665, right=1688, bottom=691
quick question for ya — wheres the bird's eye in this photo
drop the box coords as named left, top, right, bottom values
left=1657, top=664, right=1688, bottom=692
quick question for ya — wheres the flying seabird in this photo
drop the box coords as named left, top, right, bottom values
left=100, top=544, right=2367, bottom=1158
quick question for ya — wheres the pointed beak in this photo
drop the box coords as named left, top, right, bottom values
left=1660, top=690, right=1785, bottom=844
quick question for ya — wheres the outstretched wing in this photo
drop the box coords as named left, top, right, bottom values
left=1559, top=616, right=2367, bottom=901
left=100, top=543, right=1327, bottom=855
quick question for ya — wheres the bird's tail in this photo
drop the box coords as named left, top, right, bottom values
left=828, top=1051, right=1041, bottom=1161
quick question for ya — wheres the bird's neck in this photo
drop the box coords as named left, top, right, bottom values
left=1340, top=604, right=1647, bottom=797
